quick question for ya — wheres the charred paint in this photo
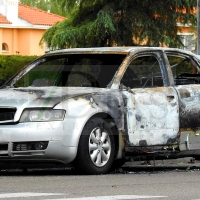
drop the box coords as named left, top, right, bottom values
left=176, top=85, right=200, bottom=129
left=122, top=87, right=179, bottom=147
left=90, top=91, right=124, bottom=129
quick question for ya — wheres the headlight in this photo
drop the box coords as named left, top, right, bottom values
left=20, top=109, right=65, bottom=122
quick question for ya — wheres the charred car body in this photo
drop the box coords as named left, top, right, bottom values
left=0, top=47, right=200, bottom=174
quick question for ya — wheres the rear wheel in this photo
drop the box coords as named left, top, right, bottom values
left=73, top=117, right=115, bottom=175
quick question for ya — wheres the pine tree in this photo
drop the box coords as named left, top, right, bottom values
left=38, top=0, right=197, bottom=49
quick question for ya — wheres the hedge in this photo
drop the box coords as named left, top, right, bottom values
left=0, top=55, right=39, bottom=81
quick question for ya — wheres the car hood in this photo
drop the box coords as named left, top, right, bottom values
left=0, top=87, right=112, bottom=108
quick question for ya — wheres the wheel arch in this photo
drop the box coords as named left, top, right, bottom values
left=82, top=112, right=125, bottom=160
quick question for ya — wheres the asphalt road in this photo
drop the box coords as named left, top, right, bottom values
left=0, top=165, right=200, bottom=200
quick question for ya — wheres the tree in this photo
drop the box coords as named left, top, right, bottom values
left=39, top=0, right=197, bottom=49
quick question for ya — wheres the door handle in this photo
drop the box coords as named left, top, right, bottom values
left=167, top=95, right=175, bottom=101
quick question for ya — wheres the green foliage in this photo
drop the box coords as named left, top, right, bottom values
left=0, top=55, right=38, bottom=81
left=24, top=0, right=197, bottom=49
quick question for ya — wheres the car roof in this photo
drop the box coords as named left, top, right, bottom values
left=45, top=47, right=135, bottom=55
left=45, top=46, right=196, bottom=57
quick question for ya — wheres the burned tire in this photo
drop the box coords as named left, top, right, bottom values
left=73, top=117, right=115, bottom=175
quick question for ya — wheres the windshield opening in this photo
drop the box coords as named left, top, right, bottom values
left=9, top=54, right=125, bottom=88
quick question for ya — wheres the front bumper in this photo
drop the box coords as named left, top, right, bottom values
left=0, top=121, right=77, bottom=164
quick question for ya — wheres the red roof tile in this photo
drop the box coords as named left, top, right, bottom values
left=0, top=15, right=11, bottom=24
left=19, top=4, right=66, bottom=26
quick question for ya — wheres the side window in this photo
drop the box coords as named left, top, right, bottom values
left=121, top=55, right=164, bottom=88
left=167, top=54, right=200, bottom=85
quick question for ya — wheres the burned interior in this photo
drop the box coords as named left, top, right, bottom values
left=167, top=53, right=200, bottom=85
left=121, top=54, right=164, bottom=88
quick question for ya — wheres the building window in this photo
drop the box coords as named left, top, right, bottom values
left=2, top=43, right=8, bottom=51
left=178, top=33, right=195, bottom=51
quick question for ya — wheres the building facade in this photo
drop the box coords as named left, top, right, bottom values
left=0, top=0, right=65, bottom=56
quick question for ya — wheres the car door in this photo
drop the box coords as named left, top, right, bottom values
left=165, top=51, right=200, bottom=151
left=120, top=51, right=179, bottom=147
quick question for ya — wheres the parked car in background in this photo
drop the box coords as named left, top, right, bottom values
left=0, top=47, right=200, bottom=174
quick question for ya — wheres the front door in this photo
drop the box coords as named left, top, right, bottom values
left=121, top=52, right=179, bottom=146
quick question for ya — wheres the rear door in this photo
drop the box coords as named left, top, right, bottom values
left=165, top=51, right=200, bottom=151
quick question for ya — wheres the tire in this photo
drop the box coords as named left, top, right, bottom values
left=73, top=117, right=115, bottom=175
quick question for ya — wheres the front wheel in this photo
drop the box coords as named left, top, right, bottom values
left=73, top=117, right=115, bottom=175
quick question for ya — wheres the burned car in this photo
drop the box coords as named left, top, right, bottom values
left=1, top=47, right=200, bottom=174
